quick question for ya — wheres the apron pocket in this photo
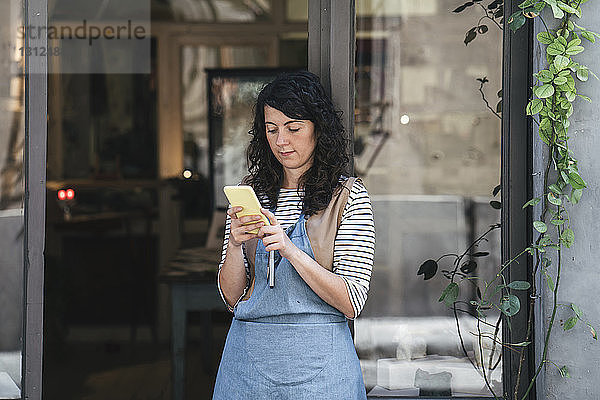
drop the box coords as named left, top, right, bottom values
left=243, top=322, right=334, bottom=385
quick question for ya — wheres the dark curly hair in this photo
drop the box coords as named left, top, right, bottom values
left=245, top=71, right=350, bottom=216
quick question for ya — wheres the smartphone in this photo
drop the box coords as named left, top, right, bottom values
left=223, top=185, right=270, bottom=234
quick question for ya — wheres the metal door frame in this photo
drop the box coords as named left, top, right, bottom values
left=23, top=0, right=47, bottom=398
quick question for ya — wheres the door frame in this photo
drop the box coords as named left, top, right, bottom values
left=23, top=0, right=48, bottom=398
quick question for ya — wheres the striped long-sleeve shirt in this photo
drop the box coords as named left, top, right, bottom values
left=217, top=178, right=375, bottom=319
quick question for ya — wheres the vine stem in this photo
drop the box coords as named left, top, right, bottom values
left=520, top=241, right=562, bottom=400
left=477, top=314, right=499, bottom=398
left=515, top=72, right=557, bottom=400
left=476, top=2, right=503, bottom=30
left=514, top=113, right=555, bottom=398
left=478, top=79, right=502, bottom=119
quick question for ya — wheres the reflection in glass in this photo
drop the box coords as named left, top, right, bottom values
left=354, top=0, right=502, bottom=397
left=48, top=40, right=158, bottom=181
left=152, top=0, right=272, bottom=22
left=182, top=46, right=270, bottom=180
left=207, top=70, right=288, bottom=209
left=0, top=0, right=24, bottom=398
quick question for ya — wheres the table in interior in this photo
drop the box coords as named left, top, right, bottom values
left=159, top=246, right=224, bottom=400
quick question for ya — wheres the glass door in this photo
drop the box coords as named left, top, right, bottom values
left=0, top=1, right=26, bottom=398
left=352, top=0, right=503, bottom=397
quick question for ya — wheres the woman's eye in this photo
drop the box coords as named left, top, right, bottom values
left=288, top=128, right=300, bottom=132
left=267, top=129, right=277, bottom=134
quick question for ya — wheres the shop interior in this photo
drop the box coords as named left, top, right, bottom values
left=42, top=1, right=308, bottom=399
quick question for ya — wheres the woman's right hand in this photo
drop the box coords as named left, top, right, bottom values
left=227, top=206, right=265, bottom=248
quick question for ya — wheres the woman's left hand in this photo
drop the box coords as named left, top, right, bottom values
left=258, top=208, right=298, bottom=259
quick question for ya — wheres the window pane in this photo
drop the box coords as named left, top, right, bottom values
left=0, top=0, right=24, bottom=398
left=354, top=0, right=503, bottom=397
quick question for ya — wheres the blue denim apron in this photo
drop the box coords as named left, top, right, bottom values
left=213, top=214, right=367, bottom=399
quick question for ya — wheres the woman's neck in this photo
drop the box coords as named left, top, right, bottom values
left=282, top=169, right=304, bottom=189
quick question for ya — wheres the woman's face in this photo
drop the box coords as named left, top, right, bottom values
left=264, top=105, right=316, bottom=179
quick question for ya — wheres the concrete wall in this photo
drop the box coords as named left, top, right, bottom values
left=534, top=3, right=600, bottom=399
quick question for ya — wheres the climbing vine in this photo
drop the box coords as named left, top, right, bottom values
left=417, top=0, right=598, bottom=398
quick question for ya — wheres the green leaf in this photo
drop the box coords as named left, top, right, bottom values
left=557, top=1, right=581, bottom=17
left=547, top=42, right=565, bottom=56
left=534, top=221, right=548, bottom=233
left=507, top=281, right=531, bottom=290
left=548, top=184, right=562, bottom=195
left=493, top=184, right=501, bottom=196
left=571, top=303, right=583, bottom=319
left=561, top=228, right=575, bottom=247
left=559, top=365, right=571, bottom=378
left=565, top=91, right=576, bottom=101
left=500, top=295, right=521, bottom=317
left=417, top=259, right=439, bottom=280
left=547, top=274, right=555, bottom=291
left=522, top=197, right=541, bottom=209
left=554, top=55, right=570, bottom=71
left=464, top=29, right=477, bottom=45
left=550, top=218, right=565, bottom=225
left=563, top=316, right=578, bottom=331
left=553, top=76, right=568, bottom=85
left=566, top=45, right=584, bottom=55
left=526, top=99, right=544, bottom=115
left=534, top=84, right=555, bottom=99
left=570, top=188, right=583, bottom=204
left=439, top=282, right=459, bottom=307
left=581, top=31, right=596, bottom=43
left=567, top=38, right=582, bottom=48
left=566, top=74, right=576, bottom=89
left=508, top=11, right=527, bottom=31
left=577, top=67, right=589, bottom=81
left=537, top=31, right=554, bottom=44
left=460, top=260, right=477, bottom=274
left=547, top=192, right=562, bottom=206
left=490, top=200, right=502, bottom=209
left=568, top=172, right=587, bottom=189
left=540, top=117, right=552, bottom=132
left=539, top=130, right=551, bottom=145
left=578, top=94, right=592, bottom=102
left=518, top=0, right=538, bottom=8
left=538, top=69, right=554, bottom=83
left=544, top=0, right=564, bottom=18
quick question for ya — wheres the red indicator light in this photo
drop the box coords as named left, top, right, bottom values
left=58, top=190, right=66, bottom=200
left=66, top=189, right=75, bottom=200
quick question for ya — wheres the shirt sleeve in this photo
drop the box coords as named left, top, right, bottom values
left=332, top=178, right=375, bottom=320
left=216, top=212, right=251, bottom=313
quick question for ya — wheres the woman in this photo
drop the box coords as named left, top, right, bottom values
left=213, top=71, right=375, bottom=399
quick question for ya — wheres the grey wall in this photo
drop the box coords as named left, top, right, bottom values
left=534, top=3, right=600, bottom=399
